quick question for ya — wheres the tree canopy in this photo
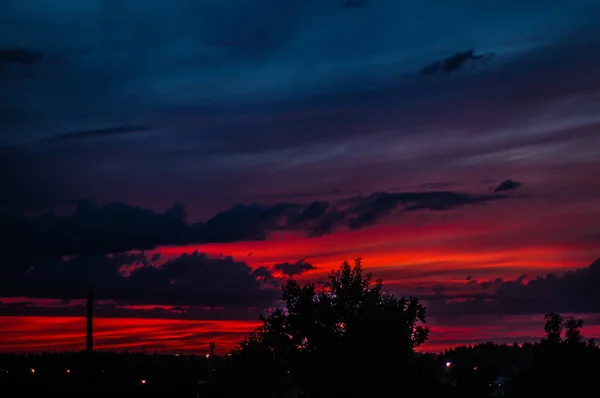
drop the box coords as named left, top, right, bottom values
left=507, top=313, right=599, bottom=398
left=224, top=258, right=430, bottom=397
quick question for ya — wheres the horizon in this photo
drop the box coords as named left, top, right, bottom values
left=2, top=0, right=600, bottom=354
left=3, top=309, right=600, bottom=355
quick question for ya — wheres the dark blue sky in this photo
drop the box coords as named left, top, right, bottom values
left=2, top=0, right=600, bottom=216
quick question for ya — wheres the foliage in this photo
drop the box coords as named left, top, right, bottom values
left=564, top=317, right=584, bottom=345
left=220, top=258, right=430, bottom=397
left=509, top=313, right=600, bottom=398
left=543, top=312, right=563, bottom=344
left=440, top=314, right=600, bottom=398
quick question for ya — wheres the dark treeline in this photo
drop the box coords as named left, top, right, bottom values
left=1, top=260, right=599, bottom=397
left=0, top=351, right=212, bottom=396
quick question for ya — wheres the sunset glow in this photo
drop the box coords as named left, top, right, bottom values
left=3, top=314, right=600, bottom=355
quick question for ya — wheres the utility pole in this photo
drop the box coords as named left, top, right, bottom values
left=85, top=288, right=93, bottom=353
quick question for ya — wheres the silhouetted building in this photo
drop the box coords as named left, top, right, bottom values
left=85, top=288, right=93, bottom=353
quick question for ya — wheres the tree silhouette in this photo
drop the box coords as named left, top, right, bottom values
left=564, top=317, right=584, bottom=345
left=224, top=259, right=429, bottom=397
left=509, top=313, right=600, bottom=398
left=543, top=312, right=563, bottom=344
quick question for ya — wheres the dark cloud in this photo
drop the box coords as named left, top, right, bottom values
left=0, top=187, right=518, bottom=257
left=418, top=182, right=458, bottom=190
left=0, top=200, right=301, bottom=257
left=421, top=50, right=495, bottom=75
left=202, top=203, right=301, bottom=242
left=0, top=299, right=269, bottom=321
left=342, top=0, right=368, bottom=8
left=289, top=201, right=330, bottom=224
left=340, top=190, right=507, bottom=232
left=0, top=48, right=42, bottom=67
left=273, top=260, right=317, bottom=277
left=494, top=179, right=523, bottom=193
left=306, top=189, right=512, bottom=236
left=0, top=251, right=280, bottom=310
left=0, top=146, right=64, bottom=210
left=46, top=125, right=153, bottom=142
left=308, top=210, right=347, bottom=238
left=1, top=200, right=198, bottom=257
left=251, top=265, right=282, bottom=286
left=427, top=258, right=600, bottom=316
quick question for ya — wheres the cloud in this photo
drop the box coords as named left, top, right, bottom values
left=427, top=258, right=600, bottom=317
left=341, top=0, right=368, bottom=8
left=305, top=189, right=514, bottom=236
left=0, top=200, right=301, bottom=257
left=46, top=125, right=153, bottom=142
left=420, top=50, right=495, bottom=75
left=289, top=201, right=330, bottom=224
left=494, top=179, right=523, bottom=192
left=0, top=146, right=65, bottom=210
left=0, top=48, right=42, bottom=67
left=418, top=182, right=458, bottom=190
left=3, top=0, right=598, bottom=145
left=0, top=299, right=270, bottom=322
left=308, top=210, right=347, bottom=238
left=0, top=186, right=519, bottom=257
left=0, top=251, right=280, bottom=311
left=273, top=260, right=317, bottom=277
left=334, top=190, right=509, bottom=233
left=1, top=1, right=598, bottom=223
left=1, top=200, right=199, bottom=257
left=202, top=203, right=302, bottom=242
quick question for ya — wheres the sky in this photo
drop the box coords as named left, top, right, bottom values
left=1, top=0, right=600, bottom=354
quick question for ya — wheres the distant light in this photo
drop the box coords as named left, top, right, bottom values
left=141, top=379, right=147, bottom=385
left=174, top=353, right=180, bottom=357
left=227, top=353, right=232, bottom=357
left=205, top=354, right=210, bottom=358
left=445, top=362, right=452, bottom=368
left=66, top=369, right=71, bottom=374
left=473, top=366, right=478, bottom=371
left=30, top=368, right=35, bottom=374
